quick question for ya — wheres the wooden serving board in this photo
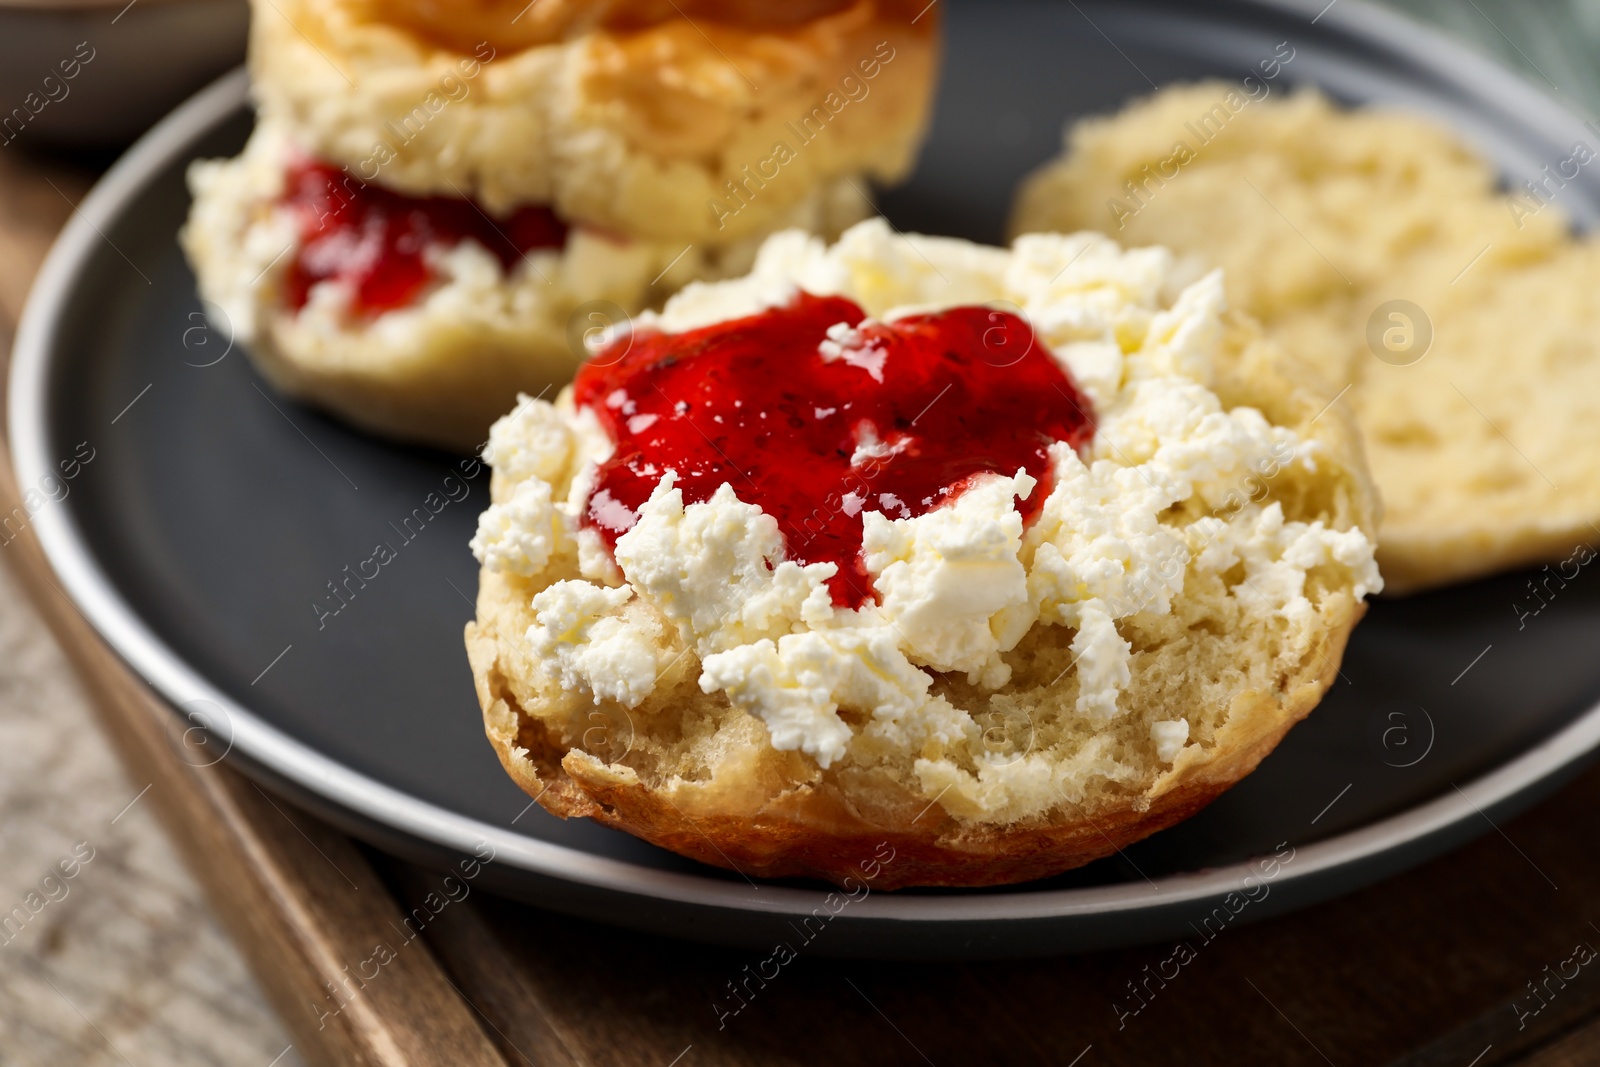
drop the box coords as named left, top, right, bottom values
left=9, top=125, right=1600, bottom=1067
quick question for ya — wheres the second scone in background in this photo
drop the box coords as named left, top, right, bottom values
left=183, top=0, right=942, bottom=450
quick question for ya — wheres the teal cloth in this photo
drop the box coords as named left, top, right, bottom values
left=1381, top=0, right=1600, bottom=116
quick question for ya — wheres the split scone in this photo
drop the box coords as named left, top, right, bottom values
left=466, top=219, right=1382, bottom=889
left=1011, top=85, right=1600, bottom=593
left=183, top=0, right=940, bottom=451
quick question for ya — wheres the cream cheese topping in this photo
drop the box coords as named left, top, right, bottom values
left=471, top=219, right=1382, bottom=775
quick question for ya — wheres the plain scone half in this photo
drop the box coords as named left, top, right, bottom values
left=183, top=0, right=940, bottom=451
left=1011, top=83, right=1600, bottom=594
left=465, top=219, right=1383, bottom=889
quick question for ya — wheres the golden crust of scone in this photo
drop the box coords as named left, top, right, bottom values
left=250, top=0, right=940, bottom=242
left=468, top=593, right=1362, bottom=889
left=1010, top=83, right=1600, bottom=594
left=464, top=312, right=1380, bottom=889
left=346, top=1, right=909, bottom=59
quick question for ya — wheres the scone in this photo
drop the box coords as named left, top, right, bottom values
left=464, top=219, right=1382, bottom=889
left=1011, top=84, right=1600, bottom=593
left=183, top=0, right=940, bottom=451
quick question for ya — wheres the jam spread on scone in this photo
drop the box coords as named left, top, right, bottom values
left=280, top=160, right=569, bottom=315
left=573, top=291, right=1096, bottom=607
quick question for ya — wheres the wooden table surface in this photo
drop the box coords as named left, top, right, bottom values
left=0, top=150, right=307, bottom=1065
left=7, top=4, right=1600, bottom=1065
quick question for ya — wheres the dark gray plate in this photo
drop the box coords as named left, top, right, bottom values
left=13, top=0, right=1600, bottom=958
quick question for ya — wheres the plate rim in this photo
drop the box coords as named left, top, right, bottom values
left=12, top=2, right=1600, bottom=932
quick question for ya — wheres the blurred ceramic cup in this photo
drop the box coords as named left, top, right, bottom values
left=0, top=0, right=246, bottom=149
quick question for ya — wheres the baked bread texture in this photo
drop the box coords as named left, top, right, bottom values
left=1011, top=84, right=1600, bottom=593
left=465, top=219, right=1382, bottom=888
left=250, top=0, right=940, bottom=243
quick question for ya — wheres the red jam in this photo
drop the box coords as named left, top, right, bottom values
left=279, top=160, right=569, bottom=316
left=574, top=292, right=1096, bottom=608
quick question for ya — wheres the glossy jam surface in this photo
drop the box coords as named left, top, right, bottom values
left=281, top=161, right=569, bottom=316
left=574, top=292, right=1096, bottom=607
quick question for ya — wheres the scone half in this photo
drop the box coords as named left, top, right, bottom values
left=184, top=0, right=939, bottom=451
left=183, top=122, right=864, bottom=451
left=466, top=219, right=1382, bottom=889
left=1010, top=83, right=1600, bottom=594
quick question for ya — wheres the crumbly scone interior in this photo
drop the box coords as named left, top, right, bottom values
left=471, top=220, right=1380, bottom=831
left=1010, top=83, right=1600, bottom=592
